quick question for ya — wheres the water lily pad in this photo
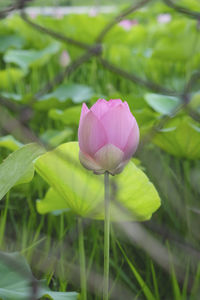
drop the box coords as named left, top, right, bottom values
left=153, top=116, right=200, bottom=159
left=0, top=251, right=78, bottom=300
left=35, top=142, right=160, bottom=221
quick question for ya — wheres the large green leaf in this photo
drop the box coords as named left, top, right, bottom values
left=153, top=116, right=200, bottom=159
left=0, top=143, right=45, bottom=200
left=37, top=187, right=71, bottom=214
left=0, top=251, right=78, bottom=300
left=35, top=142, right=160, bottom=221
left=144, top=93, right=181, bottom=115
left=35, top=84, right=94, bottom=110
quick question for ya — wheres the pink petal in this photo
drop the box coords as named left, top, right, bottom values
left=78, top=111, right=107, bottom=155
left=94, top=143, right=124, bottom=173
left=91, top=99, right=108, bottom=119
left=112, top=159, right=129, bottom=175
left=108, top=99, right=123, bottom=108
left=123, top=121, right=140, bottom=160
left=93, top=169, right=106, bottom=175
left=79, top=151, right=103, bottom=172
left=123, top=101, right=131, bottom=112
left=90, top=99, right=123, bottom=119
left=101, top=103, right=134, bottom=150
left=79, top=103, right=89, bottom=128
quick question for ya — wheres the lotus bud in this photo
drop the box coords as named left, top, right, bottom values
left=78, top=99, right=139, bottom=175
left=59, top=50, right=71, bottom=67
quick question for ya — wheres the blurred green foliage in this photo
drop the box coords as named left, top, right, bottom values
left=0, top=1, right=200, bottom=299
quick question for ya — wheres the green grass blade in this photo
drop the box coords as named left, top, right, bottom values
left=167, top=243, right=181, bottom=300
left=150, top=261, right=160, bottom=300
left=117, top=241, right=155, bottom=300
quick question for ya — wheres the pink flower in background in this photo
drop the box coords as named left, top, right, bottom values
left=88, top=7, right=98, bottom=17
left=119, top=19, right=138, bottom=31
left=157, top=13, right=171, bottom=24
left=78, top=99, right=139, bottom=175
left=59, top=50, right=71, bottom=67
left=29, top=12, right=37, bottom=19
left=55, top=8, right=63, bottom=19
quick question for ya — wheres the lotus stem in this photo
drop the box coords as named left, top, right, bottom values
left=103, top=171, right=110, bottom=300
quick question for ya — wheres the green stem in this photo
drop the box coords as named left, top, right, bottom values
left=78, top=217, right=87, bottom=300
left=103, top=171, right=110, bottom=300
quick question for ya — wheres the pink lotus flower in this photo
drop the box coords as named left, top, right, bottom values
left=119, top=19, right=138, bottom=31
left=157, top=13, right=171, bottom=24
left=54, top=8, right=63, bottom=19
left=78, top=99, right=139, bottom=175
left=88, top=7, right=98, bottom=17
left=28, top=12, right=38, bottom=19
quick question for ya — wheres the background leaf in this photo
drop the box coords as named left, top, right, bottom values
left=144, top=93, right=181, bottom=115
left=153, top=116, right=200, bottom=159
left=0, top=135, right=23, bottom=151
left=0, top=34, right=25, bottom=53
left=0, top=143, right=45, bottom=201
left=3, top=43, right=60, bottom=71
left=0, top=251, right=78, bottom=300
left=48, top=106, right=82, bottom=125
left=0, top=68, right=25, bottom=90
left=40, top=129, right=73, bottom=147
left=36, top=83, right=94, bottom=109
